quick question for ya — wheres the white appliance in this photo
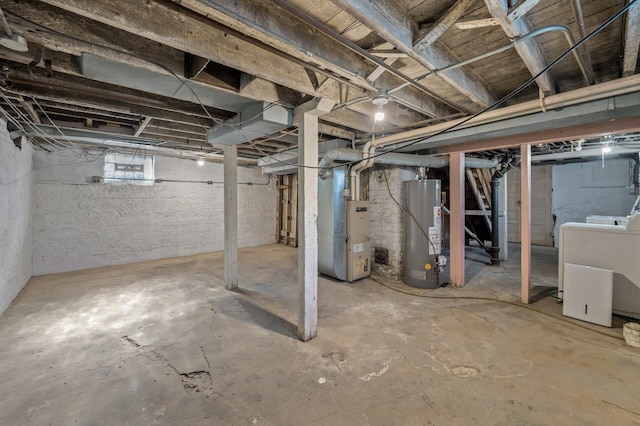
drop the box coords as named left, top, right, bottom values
left=559, top=212, right=640, bottom=325
left=586, top=215, right=629, bottom=226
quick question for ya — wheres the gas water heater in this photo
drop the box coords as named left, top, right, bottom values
left=403, top=179, right=446, bottom=289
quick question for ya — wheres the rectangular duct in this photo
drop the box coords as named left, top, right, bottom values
left=207, top=102, right=292, bottom=146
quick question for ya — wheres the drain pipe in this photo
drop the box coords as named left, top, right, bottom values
left=489, top=156, right=520, bottom=265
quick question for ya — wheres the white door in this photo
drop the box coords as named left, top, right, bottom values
left=507, top=164, right=553, bottom=246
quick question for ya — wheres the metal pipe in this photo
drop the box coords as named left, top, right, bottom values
left=270, top=0, right=463, bottom=113
left=389, top=25, right=591, bottom=96
left=375, top=73, right=640, bottom=147
left=20, top=131, right=258, bottom=164
left=442, top=206, right=486, bottom=249
left=489, top=175, right=501, bottom=265
left=488, top=156, right=520, bottom=264
left=349, top=141, right=371, bottom=200
left=0, top=7, right=12, bottom=37
left=317, top=148, right=498, bottom=179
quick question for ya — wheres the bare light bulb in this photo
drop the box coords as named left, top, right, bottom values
left=373, top=104, right=384, bottom=121
left=197, top=158, right=205, bottom=166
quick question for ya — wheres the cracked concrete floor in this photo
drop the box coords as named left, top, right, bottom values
left=1, top=244, right=639, bottom=425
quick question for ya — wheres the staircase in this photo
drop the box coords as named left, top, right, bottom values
left=465, top=168, right=493, bottom=232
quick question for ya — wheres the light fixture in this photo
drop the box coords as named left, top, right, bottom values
left=575, top=139, right=583, bottom=152
left=197, top=157, right=205, bottom=166
left=601, top=134, right=613, bottom=153
left=371, top=90, right=389, bottom=122
left=374, top=105, right=385, bottom=122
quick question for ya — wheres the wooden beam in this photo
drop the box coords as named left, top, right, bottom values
left=455, top=18, right=501, bottom=29
left=38, top=0, right=337, bottom=101
left=16, top=96, right=41, bottom=124
left=507, top=0, right=541, bottom=21
left=296, top=99, right=329, bottom=341
left=330, top=0, right=496, bottom=109
left=221, top=144, right=239, bottom=290
left=449, top=152, right=466, bottom=287
left=24, top=0, right=446, bottom=125
left=134, top=117, right=152, bottom=137
left=367, top=57, right=397, bottom=83
left=570, top=0, right=595, bottom=84
left=369, top=49, right=409, bottom=58
left=520, top=144, right=531, bottom=303
left=623, top=0, right=640, bottom=77
left=484, top=0, right=556, bottom=95
left=414, top=0, right=475, bottom=49
left=3, top=0, right=183, bottom=74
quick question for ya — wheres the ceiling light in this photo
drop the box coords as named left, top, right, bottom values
left=197, top=158, right=205, bottom=166
left=371, top=90, right=389, bottom=122
left=601, top=134, right=613, bottom=153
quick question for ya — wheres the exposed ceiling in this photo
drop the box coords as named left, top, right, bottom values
left=0, top=0, right=639, bottom=161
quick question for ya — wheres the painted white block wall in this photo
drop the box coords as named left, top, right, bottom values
left=33, top=151, right=277, bottom=275
left=0, top=120, right=33, bottom=315
left=369, top=166, right=414, bottom=279
left=552, top=157, right=637, bottom=246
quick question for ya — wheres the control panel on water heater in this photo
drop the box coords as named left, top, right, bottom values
left=346, top=200, right=371, bottom=282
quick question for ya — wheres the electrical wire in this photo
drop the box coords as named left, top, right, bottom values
left=4, top=0, right=637, bottom=169
left=368, top=275, right=627, bottom=341
left=223, top=0, right=639, bottom=171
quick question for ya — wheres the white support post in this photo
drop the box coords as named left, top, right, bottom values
left=450, top=152, right=466, bottom=287
left=520, top=144, right=532, bottom=303
left=223, top=144, right=238, bottom=290
left=294, top=98, right=334, bottom=342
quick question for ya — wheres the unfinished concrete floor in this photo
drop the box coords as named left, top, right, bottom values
left=1, top=244, right=639, bottom=425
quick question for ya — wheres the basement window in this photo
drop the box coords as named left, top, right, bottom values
left=103, top=152, right=155, bottom=185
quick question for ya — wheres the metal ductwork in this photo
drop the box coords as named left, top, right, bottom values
left=206, top=102, right=292, bottom=145
left=80, top=53, right=293, bottom=146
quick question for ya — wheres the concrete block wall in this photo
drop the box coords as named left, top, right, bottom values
left=369, top=166, right=415, bottom=279
left=33, top=151, right=277, bottom=275
left=552, top=157, right=637, bottom=246
left=0, top=120, right=33, bottom=315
